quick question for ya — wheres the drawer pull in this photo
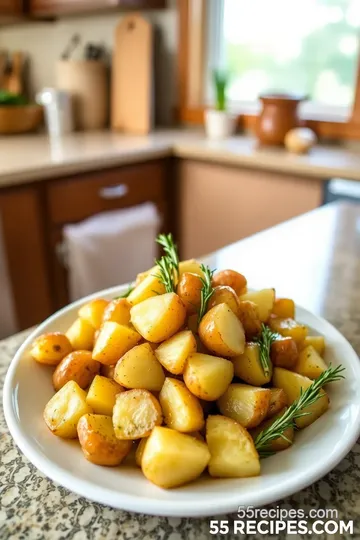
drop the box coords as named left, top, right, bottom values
left=99, top=184, right=129, bottom=200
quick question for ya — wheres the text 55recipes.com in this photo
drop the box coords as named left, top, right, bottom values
left=209, top=507, right=354, bottom=536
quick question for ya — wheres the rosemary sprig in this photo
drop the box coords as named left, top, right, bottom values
left=156, top=256, right=176, bottom=293
left=255, top=364, right=345, bottom=458
left=198, top=264, right=215, bottom=323
left=114, top=285, right=134, bottom=299
left=156, top=233, right=179, bottom=284
left=254, top=324, right=279, bottom=377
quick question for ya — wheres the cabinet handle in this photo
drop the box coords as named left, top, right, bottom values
left=99, top=184, right=129, bottom=200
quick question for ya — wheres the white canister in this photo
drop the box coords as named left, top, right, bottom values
left=204, top=109, right=236, bottom=140
left=36, top=88, right=74, bottom=137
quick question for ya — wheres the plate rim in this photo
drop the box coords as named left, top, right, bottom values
left=3, top=284, right=360, bottom=517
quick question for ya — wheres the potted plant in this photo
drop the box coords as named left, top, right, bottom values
left=204, top=70, right=235, bottom=140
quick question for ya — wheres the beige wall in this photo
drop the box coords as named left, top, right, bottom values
left=0, top=0, right=177, bottom=124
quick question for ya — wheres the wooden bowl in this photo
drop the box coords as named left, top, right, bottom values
left=0, top=105, right=43, bottom=134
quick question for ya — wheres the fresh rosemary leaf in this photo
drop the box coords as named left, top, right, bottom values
left=156, top=256, right=176, bottom=293
left=114, top=285, right=134, bottom=299
left=198, top=264, right=215, bottom=323
left=255, top=364, right=345, bottom=457
left=156, top=233, right=179, bottom=283
left=254, top=324, right=279, bottom=378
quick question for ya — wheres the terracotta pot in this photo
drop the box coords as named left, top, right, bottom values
left=256, top=93, right=306, bottom=146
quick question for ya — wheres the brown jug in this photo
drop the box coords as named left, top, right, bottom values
left=256, top=93, right=306, bottom=146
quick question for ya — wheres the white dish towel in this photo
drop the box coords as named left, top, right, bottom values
left=63, top=202, right=161, bottom=301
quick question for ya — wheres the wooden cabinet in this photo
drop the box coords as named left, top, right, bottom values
left=0, top=0, right=25, bottom=15
left=178, top=159, right=324, bottom=260
left=29, top=0, right=165, bottom=16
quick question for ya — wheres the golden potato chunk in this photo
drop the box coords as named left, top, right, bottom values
left=31, top=332, right=73, bottom=366
left=78, top=298, right=109, bottom=330
left=198, top=303, right=245, bottom=358
left=212, top=270, right=247, bottom=296
left=114, top=343, right=165, bottom=391
left=78, top=414, right=132, bottom=466
left=155, top=330, right=197, bottom=375
left=233, top=342, right=272, bottom=386
left=52, top=350, right=100, bottom=391
left=217, top=384, right=271, bottom=429
left=142, top=426, right=210, bottom=488
left=269, top=317, right=308, bottom=346
left=113, top=389, right=162, bottom=440
left=237, top=301, right=262, bottom=340
left=127, top=273, right=166, bottom=306
left=178, top=259, right=205, bottom=278
left=130, top=292, right=187, bottom=343
left=92, top=321, right=141, bottom=365
left=206, top=415, right=260, bottom=478
left=299, top=336, right=326, bottom=356
left=207, top=286, right=240, bottom=317
left=183, top=353, right=234, bottom=401
left=266, top=388, right=288, bottom=419
left=239, top=289, right=275, bottom=323
left=272, top=367, right=329, bottom=428
left=176, top=272, right=202, bottom=314
left=66, top=318, right=95, bottom=351
left=86, top=375, right=124, bottom=415
left=270, top=336, right=299, bottom=369
left=135, top=437, right=148, bottom=467
left=272, top=298, right=295, bottom=319
left=250, top=408, right=294, bottom=452
left=159, top=377, right=204, bottom=432
left=294, top=345, right=327, bottom=379
left=102, top=298, right=131, bottom=326
left=44, top=380, right=92, bottom=438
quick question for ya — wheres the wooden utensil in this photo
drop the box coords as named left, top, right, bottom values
left=111, top=14, right=153, bottom=134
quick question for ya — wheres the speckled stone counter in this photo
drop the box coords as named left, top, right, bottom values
left=1, top=203, right=360, bottom=540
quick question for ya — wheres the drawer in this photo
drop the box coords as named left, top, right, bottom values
left=47, top=160, right=166, bottom=225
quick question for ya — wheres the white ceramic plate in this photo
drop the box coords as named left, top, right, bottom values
left=3, top=284, right=360, bottom=517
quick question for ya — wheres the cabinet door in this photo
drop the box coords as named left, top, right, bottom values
left=0, top=0, right=24, bottom=15
left=30, top=0, right=165, bottom=16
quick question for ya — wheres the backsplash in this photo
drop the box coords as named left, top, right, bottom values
left=0, top=3, right=177, bottom=125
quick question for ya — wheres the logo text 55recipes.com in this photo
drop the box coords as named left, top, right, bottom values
left=209, top=507, right=354, bottom=536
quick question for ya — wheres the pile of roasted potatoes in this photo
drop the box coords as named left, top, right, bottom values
left=32, top=258, right=330, bottom=489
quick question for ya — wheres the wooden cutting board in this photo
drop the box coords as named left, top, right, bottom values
left=111, top=14, right=153, bottom=134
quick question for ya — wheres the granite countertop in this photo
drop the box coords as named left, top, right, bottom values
left=0, top=129, right=360, bottom=188
left=1, top=202, right=360, bottom=539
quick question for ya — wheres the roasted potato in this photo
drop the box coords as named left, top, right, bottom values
left=176, top=272, right=202, bottom=314
left=113, top=389, right=162, bottom=440
left=178, top=259, right=205, bottom=278
left=130, top=292, right=187, bottom=343
left=114, top=343, right=165, bottom=391
left=31, top=332, right=73, bottom=366
left=207, top=286, right=240, bottom=317
left=155, top=330, right=197, bottom=375
left=294, top=345, right=327, bottom=379
left=102, top=298, right=131, bottom=326
left=127, top=273, right=166, bottom=306
left=78, top=414, right=132, bottom=466
left=212, top=270, right=247, bottom=296
left=141, top=426, right=210, bottom=488
left=269, top=317, right=308, bottom=346
left=86, top=374, right=124, bottom=415
left=159, top=377, right=204, bottom=432
left=217, top=384, right=271, bottom=428
left=237, top=301, right=262, bottom=340
left=66, top=318, right=95, bottom=351
left=206, top=415, right=260, bottom=478
left=52, top=350, right=100, bottom=391
left=198, top=303, right=245, bottom=358
left=270, top=336, right=299, bottom=369
left=78, top=298, right=109, bottom=330
left=44, top=380, right=92, bottom=438
left=299, top=336, right=325, bottom=356
left=92, top=321, right=141, bottom=365
left=232, top=342, right=272, bottom=386
left=239, top=289, right=275, bottom=322
left=272, top=298, right=295, bottom=319
left=250, top=408, right=294, bottom=452
left=266, top=388, right=288, bottom=418
left=272, top=367, right=329, bottom=428
left=183, top=353, right=234, bottom=401
left=100, top=364, right=116, bottom=379
left=135, top=437, right=148, bottom=467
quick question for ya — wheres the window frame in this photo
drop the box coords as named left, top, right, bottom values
left=177, top=0, right=360, bottom=140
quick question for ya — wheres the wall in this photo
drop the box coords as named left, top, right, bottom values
left=0, top=0, right=177, bottom=124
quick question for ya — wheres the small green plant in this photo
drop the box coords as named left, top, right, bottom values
left=213, top=70, right=229, bottom=111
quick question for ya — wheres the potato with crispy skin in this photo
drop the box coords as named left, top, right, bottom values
left=31, top=332, right=73, bottom=366
left=217, top=384, right=271, bottom=429
left=207, top=286, right=240, bottom=317
left=269, top=317, right=308, bottom=346
left=142, top=426, right=210, bottom=488
left=86, top=375, right=124, bottom=415
left=266, top=388, right=288, bottom=419
left=160, top=377, right=204, bottom=432
left=270, top=336, right=299, bottom=369
left=78, top=414, right=132, bottom=466
left=294, top=345, right=327, bottom=379
left=113, top=389, right=162, bottom=439
left=183, top=353, right=234, bottom=401
left=135, top=437, right=148, bottom=467
left=102, top=298, right=131, bottom=326
left=176, top=272, right=202, bottom=314
left=78, top=299, right=109, bottom=329
left=114, top=343, right=165, bottom=391
left=250, top=408, right=294, bottom=452
left=52, top=350, right=100, bottom=391
left=92, top=321, right=141, bottom=365
left=66, top=318, right=95, bottom=351
left=199, top=303, right=245, bottom=358
left=212, top=270, right=247, bottom=296
left=237, top=301, right=262, bottom=340
left=239, top=289, right=275, bottom=322
left=155, top=330, right=197, bottom=375
left=272, top=298, right=295, bottom=319
left=233, top=343, right=272, bottom=386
